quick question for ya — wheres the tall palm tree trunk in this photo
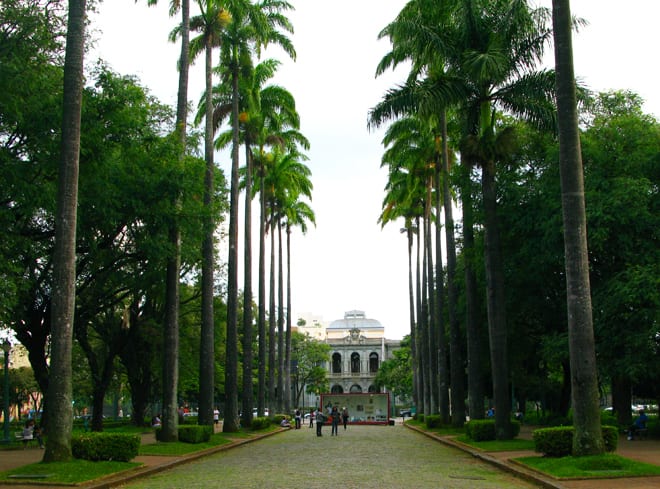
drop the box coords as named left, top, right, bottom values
left=425, top=190, right=438, bottom=415
left=406, top=226, right=418, bottom=411
left=284, top=225, right=293, bottom=412
left=268, top=208, right=277, bottom=410
left=421, top=215, right=431, bottom=416
left=461, top=160, right=483, bottom=420
left=199, top=27, right=215, bottom=428
left=482, top=157, right=511, bottom=439
left=44, top=0, right=86, bottom=462
left=223, top=51, right=240, bottom=433
left=441, top=114, right=465, bottom=427
left=257, top=170, right=267, bottom=416
left=414, top=216, right=425, bottom=414
left=162, top=0, right=189, bottom=442
left=552, top=0, right=603, bottom=456
left=241, top=143, right=254, bottom=428
left=276, top=220, right=285, bottom=413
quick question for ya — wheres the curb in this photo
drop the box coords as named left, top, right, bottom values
left=404, top=423, right=566, bottom=489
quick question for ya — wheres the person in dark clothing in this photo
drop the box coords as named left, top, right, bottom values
left=315, top=407, right=324, bottom=436
left=341, top=407, right=349, bottom=430
left=330, top=406, right=341, bottom=436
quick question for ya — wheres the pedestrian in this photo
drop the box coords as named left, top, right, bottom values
left=330, top=406, right=341, bottom=436
left=309, top=408, right=315, bottom=428
left=342, top=407, right=349, bottom=430
left=315, top=407, right=324, bottom=437
left=213, top=407, right=220, bottom=425
left=294, top=409, right=302, bottom=429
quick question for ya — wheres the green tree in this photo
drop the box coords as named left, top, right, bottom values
left=374, top=337, right=413, bottom=404
left=290, top=332, right=330, bottom=407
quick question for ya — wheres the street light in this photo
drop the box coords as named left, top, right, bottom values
left=2, top=340, right=11, bottom=444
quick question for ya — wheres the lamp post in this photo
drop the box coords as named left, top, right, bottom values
left=2, top=340, right=10, bottom=444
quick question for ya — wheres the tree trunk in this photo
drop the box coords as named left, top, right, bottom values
left=612, top=376, right=632, bottom=428
left=268, top=207, right=277, bottom=411
left=162, top=0, right=190, bottom=442
left=552, top=0, right=604, bottom=456
left=257, top=169, right=267, bottom=417
left=199, top=32, right=215, bottom=428
left=223, top=53, right=240, bottom=433
left=414, top=217, right=424, bottom=414
left=481, top=158, right=512, bottom=439
left=241, top=143, right=254, bottom=428
left=285, top=226, right=293, bottom=413
left=43, top=0, right=86, bottom=462
left=277, top=220, right=285, bottom=413
left=461, top=160, right=483, bottom=420
left=441, top=115, right=465, bottom=427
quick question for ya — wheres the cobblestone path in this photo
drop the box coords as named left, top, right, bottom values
left=119, top=424, right=539, bottom=489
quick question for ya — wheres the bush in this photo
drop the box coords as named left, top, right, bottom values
left=600, top=411, right=619, bottom=429
left=533, top=426, right=617, bottom=457
left=425, top=415, right=443, bottom=429
left=415, top=414, right=424, bottom=423
left=272, top=414, right=288, bottom=425
left=466, top=420, right=496, bottom=441
left=251, top=416, right=271, bottom=430
left=72, top=432, right=140, bottom=462
left=178, top=425, right=213, bottom=444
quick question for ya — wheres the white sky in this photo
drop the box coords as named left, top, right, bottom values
left=91, top=0, right=660, bottom=340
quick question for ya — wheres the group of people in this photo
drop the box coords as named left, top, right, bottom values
left=313, top=405, right=349, bottom=436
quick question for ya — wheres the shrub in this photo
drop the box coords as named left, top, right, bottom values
left=466, top=420, right=496, bottom=441
left=425, top=415, right=443, bottom=429
left=72, top=432, right=140, bottom=462
left=178, top=425, right=213, bottom=444
left=251, top=416, right=271, bottom=430
left=272, top=414, right=288, bottom=425
left=416, top=414, right=424, bottom=423
left=533, top=426, right=617, bottom=457
left=648, top=418, right=660, bottom=438
left=600, top=411, right=619, bottom=428
left=533, top=426, right=573, bottom=457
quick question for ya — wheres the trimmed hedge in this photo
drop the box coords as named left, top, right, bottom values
left=251, top=416, right=271, bottom=430
left=425, top=415, right=443, bottom=429
left=178, top=425, right=213, bottom=444
left=533, top=425, right=618, bottom=456
left=465, top=419, right=521, bottom=441
left=72, top=432, right=140, bottom=462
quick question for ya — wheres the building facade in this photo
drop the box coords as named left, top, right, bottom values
left=324, top=310, right=400, bottom=395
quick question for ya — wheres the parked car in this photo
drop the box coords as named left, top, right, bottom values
left=399, top=408, right=412, bottom=417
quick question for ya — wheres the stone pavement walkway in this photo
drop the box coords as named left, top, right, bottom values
left=0, top=424, right=660, bottom=489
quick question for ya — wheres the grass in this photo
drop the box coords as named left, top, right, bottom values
left=515, top=453, right=660, bottom=479
left=0, top=459, right=141, bottom=484
left=455, top=435, right=536, bottom=452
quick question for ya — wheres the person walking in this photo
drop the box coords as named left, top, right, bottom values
left=330, top=406, right=341, bottom=436
left=309, top=408, right=315, bottom=428
left=341, top=407, right=349, bottom=430
left=315, top=407, right=324, bottom=437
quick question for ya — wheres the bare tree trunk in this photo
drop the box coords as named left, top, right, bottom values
left=257, top=171, right=267, bottom=417
left=43, top=0, right=86, bottom=462
left=552, top=0, right=603, bottom=456
left=241, top=144, right=254, bottom=428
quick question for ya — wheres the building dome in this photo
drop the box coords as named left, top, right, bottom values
left=327, top=310, right=384, bottom=332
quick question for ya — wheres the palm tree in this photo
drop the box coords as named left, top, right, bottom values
left=143, top=0, right=191, bottom=442
left=551, top=0, right=603, bottom=456
left=186, top=0, right=230, bottom=427
left=44, top=0, right=86, bottom=462
left=217, top=0, right=295, bottom=433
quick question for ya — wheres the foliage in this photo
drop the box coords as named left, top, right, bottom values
left=466, top=419, right=520, bottom=441
left=178, top=425, right=213, bottom=443
left=424, top=415, right=443, bottom=429
left=71, top=432, right=140, bottom=462
left=533, top=426, right=618, bottom=457
left=290, top=332, right=330, bottom=404
left=250, top=416, right=271, bottom=430
left=374, top=336, right=412, bottom=403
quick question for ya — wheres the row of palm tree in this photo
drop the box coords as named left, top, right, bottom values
left=369, top=0, right=602, bottom=453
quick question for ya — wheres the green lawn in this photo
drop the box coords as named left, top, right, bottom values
left=515, top=454, right=660, bottom=479
left=0, top=459, right=141, bottom=484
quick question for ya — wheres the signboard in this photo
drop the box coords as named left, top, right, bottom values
left=320, top=392, right=390, bottom=425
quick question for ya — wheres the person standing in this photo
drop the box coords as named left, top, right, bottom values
left=309, top=408, right=315, bottom=428
left=315, top=407, right=324, bottom=437
left=341, top=407, right=349, bottom=430
left=294, top=409, right=301, bottom=429
left=330, top=406, right=340, bottom=436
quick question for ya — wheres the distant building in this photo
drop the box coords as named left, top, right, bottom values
left=324, top=310, right=400, bottom=394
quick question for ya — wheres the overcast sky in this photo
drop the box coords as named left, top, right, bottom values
left=91, top=0, right=660, bottom=340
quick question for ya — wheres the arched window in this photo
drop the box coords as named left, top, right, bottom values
left=350, top=384, right=362, bottom=393
left=351, top=352, right=360, bottom=373
left=332, top=353, right=342, bottom=373
left=368, top=384, right=378, bottom=393
left=369, top=352, right=379, bottom=373
left=331, top=384, right=344, bottom=393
